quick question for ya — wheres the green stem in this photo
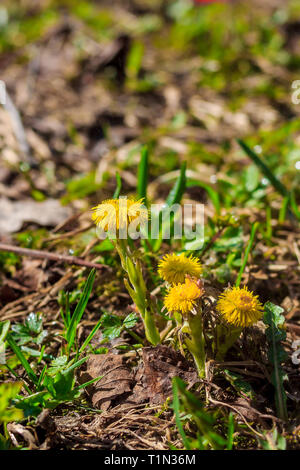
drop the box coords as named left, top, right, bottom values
left=144, top=307, right=161, bottom=345
left=160, top=323, right=176, bottom=342
left=125, top=327, right=145, bottom=345
left=185, top=312, right=206, bottom=378
left=116, top=240, right=160, bottom=346
left=215, top=324, right=242, bottom=361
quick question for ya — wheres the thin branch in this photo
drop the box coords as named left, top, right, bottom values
left=0, top=243, right=109, bottom=271
left=200, top=227, right=225, bottom=257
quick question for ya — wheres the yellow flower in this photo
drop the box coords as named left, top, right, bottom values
left=158, top=253, right=202, bottom=284
left=164, top=278, right=203, bottom=315
left=92, top=197, right=148, bottom=233
left=216, top=286, right=263, bottom=328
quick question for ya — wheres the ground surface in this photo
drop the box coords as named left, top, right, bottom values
left=0, top=0, right=299, bottom=450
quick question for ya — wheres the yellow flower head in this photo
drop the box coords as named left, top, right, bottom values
left=216, top=286, right=263, bottom=328
left=92, top=197, right=148, bottom=234
left=158, top=253, right=202, bottom=284
left=164, top=278, right=203, bottom=315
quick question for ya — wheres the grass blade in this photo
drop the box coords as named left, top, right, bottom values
left=152, top=162, right=186, bottom=251
left=165, top=161, right=187, bottom=206
left=235, top=222, right=259, bottom=287
left=74, top=374, right=104, bottom=392
left=237, top=139, right=289, bottom=198
left=6, top=334, right=38, bottom=385
left=172, top=377, right=191, bottom=450
left=226, top=413, right=234, bottom=450
left=290, top=190, right=300, bottom=220
left=263, top=302, right=288, bottom=421
left=113, top=172, right=122, bottom=199
left=63, top=356, right=88, bottom=375
left=79, top=319, right=103, bottom=354
left=66, top=269, right=96, bottom=351
left=137, top=145, right=149, bottom=205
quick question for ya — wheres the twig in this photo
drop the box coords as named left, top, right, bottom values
left=200, top=227, right=225, bottom=257
left=0, top=243, right=109, bottom=271
left=44, top=224, right=93, bottom=243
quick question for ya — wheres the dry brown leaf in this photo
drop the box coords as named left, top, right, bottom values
left=7, top=423, right=38, bottom=449
left=79, top=353, right=132, bottom=411
left=132, top=345, right=199, bottom=405
left=0, top=197, right=72, bottom=234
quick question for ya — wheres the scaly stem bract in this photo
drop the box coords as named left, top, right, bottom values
left=115, top=240, right=160, bottom=345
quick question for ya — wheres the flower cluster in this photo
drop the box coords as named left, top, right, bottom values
left=158, top=252, right=263, bottom=327
left=159, top=253, right=203, bottom=315
left=91, top=198, right=264, bottom=374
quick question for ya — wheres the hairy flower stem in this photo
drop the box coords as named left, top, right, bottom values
left=185, top=311, right=206, bottom=379
left=215, top=324, right=242, bottom=361
left=115, top=240, right=160, bottom=346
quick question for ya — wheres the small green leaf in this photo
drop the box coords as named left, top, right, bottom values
left=123, top=313, right=139, bottom=329
left=223, top=369, right=255, bottom=400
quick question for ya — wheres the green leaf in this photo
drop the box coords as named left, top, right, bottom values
left=263, top=302, right=288, bottom=421
left=123, top=313, right=139, bottom=329
left=0, top=382, right=24, bottom=424
left=61, top=171, right=101, bottom=204
left=137, top=145, right=149, bottom=205
left=223, top=369, right=255, bottom=400
left=259, top=428, right=286, bottom=450
left=25, top=312, right=43, bottom=334
left=15, top=391, right=50, bottom=418
left=172, top=377, right=230, bottom=450
left=11, top=313, right=47, bottom=346
left=126, top=41, right=144, bottom=80
left=0, top=320, right=10, bottom=343
left=47, top=356, right=68, bottom=376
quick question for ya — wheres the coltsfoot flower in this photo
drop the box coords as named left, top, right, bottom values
left=216, top=286, right=263, bottom=328
left=158, top=253, right=202, bottom=284
left=92, top=197, right=148, bottom=234
left=164, top=278, right=204, bottom=315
